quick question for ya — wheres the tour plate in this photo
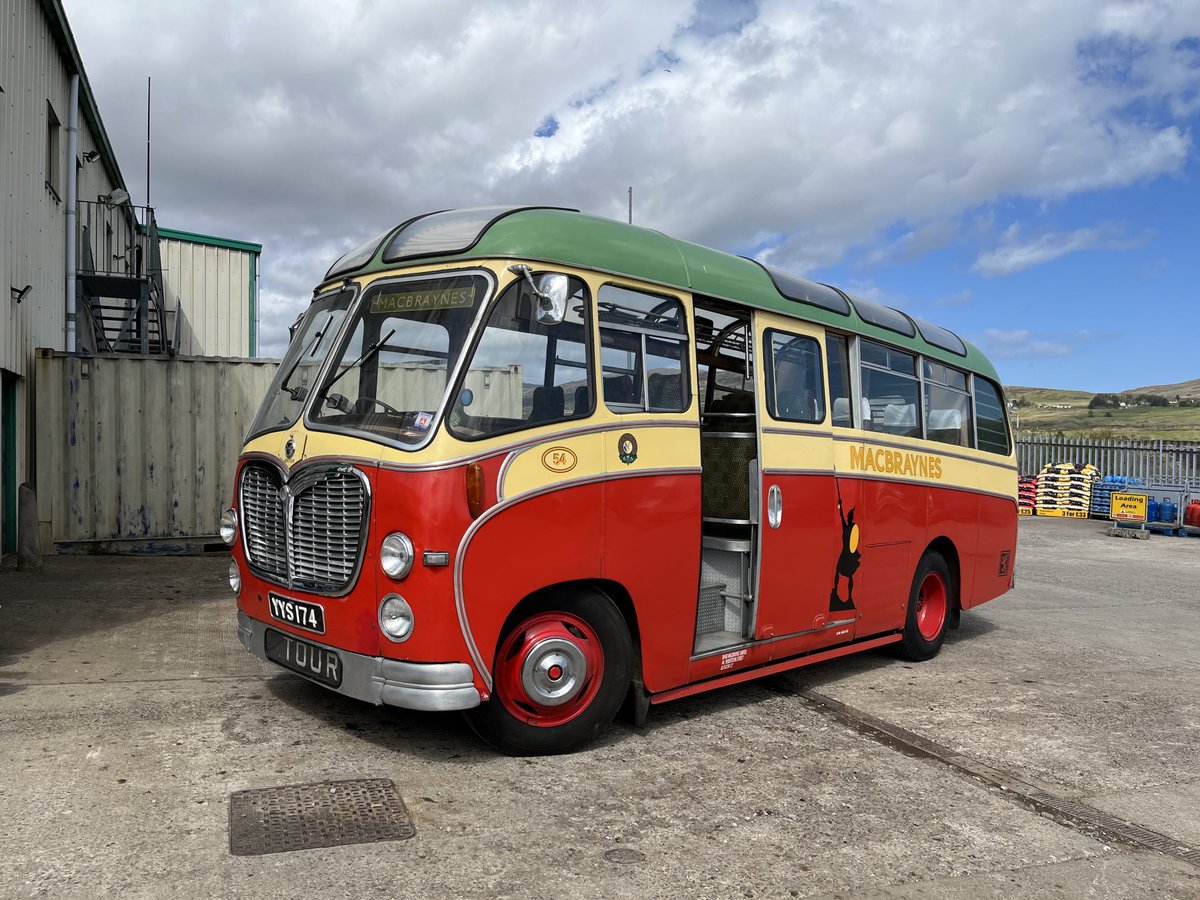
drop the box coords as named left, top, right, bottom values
left=265, top=628, right=343, bottom=688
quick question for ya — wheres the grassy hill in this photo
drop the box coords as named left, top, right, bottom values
left=1006, top=382, right=1200, bottom=441
left=1125, top=377, right=1200, bottom=401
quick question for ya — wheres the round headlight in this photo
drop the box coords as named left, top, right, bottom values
left=228, top=558, right=241, bottom=595
left=380, top=532, right=414, bottom=580
left=379, top=594, right=414, bottom=642
left=220, top=508, right=238, bottom=545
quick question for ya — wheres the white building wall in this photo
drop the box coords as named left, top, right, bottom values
left=1, top=0, right=125, bottom=552
left=160, top=233, right=260, bottom=357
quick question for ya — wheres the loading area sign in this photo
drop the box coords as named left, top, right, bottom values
left=1110, top=492, right=1148, bottom=523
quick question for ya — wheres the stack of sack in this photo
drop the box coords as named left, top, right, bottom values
left=1018, top=476, right=1038, bottom=512
left=1034, top=462, right=1099, bottom=513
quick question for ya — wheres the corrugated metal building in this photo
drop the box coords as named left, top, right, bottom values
left=2, top=0, right=266, bottom=557
left=1, top=0, right=128, bottom=555
left=158, top=228, right=261, bottom=357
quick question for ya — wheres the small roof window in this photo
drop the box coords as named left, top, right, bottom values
left=756, top=263, right=851, bottom=316
left=913, top=317, right=967, bottom=356
left=325, top=227, right=397, bottom=279
left=381, top=206, right=529, bottom=263
left=849, top=295, right=915, bottom=337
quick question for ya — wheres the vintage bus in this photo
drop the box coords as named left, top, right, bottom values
left=225, top=206, right=1017, bottom=755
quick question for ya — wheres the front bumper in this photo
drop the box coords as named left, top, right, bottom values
left=237, top=611, right=480, bottom=712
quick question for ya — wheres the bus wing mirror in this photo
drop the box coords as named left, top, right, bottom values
left=509, top=265, right=569, bottom=325
left=534, top=273, right=569, bottom=325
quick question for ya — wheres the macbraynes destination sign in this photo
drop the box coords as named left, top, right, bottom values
left=370, top=286, right=476, bottom=314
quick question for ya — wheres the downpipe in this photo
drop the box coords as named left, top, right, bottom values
left=65, top=74, right=79, bottom=353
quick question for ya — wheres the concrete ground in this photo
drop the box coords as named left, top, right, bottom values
left=1, top=517, right=1199, bottom=899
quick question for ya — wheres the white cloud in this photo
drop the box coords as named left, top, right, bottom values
left=61, top=0, right=1200, bottom=356
left=980, top=327, right=1113, bottom=360
left=972, top=223, right=1148, bottom=276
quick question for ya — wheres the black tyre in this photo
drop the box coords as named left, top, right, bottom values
left=465, top=589, right=632, bottom=755
left=894, top=552, right=952, bottom=661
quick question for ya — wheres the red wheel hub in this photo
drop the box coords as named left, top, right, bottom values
left=915, top=571, right=948, bottom=640
left=495, top=612, right=604, bottom=727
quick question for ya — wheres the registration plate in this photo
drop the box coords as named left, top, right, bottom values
left=264, top=628, right=342, bottom=688
left=268, top=592, right=326, bottom=634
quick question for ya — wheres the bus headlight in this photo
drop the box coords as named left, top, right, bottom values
left=380, top=532, right=414, bottom=580
left=228, top=558, right=242, bottom=595
left=220, top=508, right=238, bottom=545
left=379, top=594, right=414, bottom=642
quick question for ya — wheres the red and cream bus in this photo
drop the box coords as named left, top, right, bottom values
left=225, top=207, right=1016, bottom=755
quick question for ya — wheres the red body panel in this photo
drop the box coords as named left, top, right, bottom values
left=234, top=452, right=1016, bottom=701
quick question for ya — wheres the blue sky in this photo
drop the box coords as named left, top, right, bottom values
left=64, top=0, right=1200, bottom=392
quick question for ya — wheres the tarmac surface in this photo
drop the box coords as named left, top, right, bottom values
left=1, top=516, right=1199, bottom=898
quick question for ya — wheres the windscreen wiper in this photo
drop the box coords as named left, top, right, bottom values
left=320, top=328, right=396, bottom=396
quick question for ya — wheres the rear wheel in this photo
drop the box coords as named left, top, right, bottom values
left=465, top=589, right=632, bottom=755
left=894, top=552, right=952, bottom=661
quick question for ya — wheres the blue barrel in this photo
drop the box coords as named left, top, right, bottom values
left=1159, top=497, right=1177, bottom=524
left=1148, top=497, right=1160, bottom=523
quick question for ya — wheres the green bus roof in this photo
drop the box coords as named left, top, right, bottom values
left=323, top=207, right=999, bottom=382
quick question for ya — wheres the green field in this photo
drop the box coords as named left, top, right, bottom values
left=1007, top=384, right=1200, bottom=441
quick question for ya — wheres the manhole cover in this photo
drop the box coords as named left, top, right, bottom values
left=229, top=778, right=415, bottom=856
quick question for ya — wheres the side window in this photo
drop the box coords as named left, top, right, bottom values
left=599, top=285, right=689, bottom=413
left=448, top=275, right=592, bottom=439
left=974, top=377, right=1012, bottom=455
left=923, top=361, right=972, bottom=447
left=860, top=339, right=919, bottom=437
left=826, top=333, right=853, bottom=427
left=764, top=330, right=824, bottom=423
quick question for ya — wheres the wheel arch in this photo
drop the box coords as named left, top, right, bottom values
left=501, top=578, right=643, bottom=673
left=924, top=535, right=962, bottom=627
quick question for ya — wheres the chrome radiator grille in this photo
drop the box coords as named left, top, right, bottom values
left=239, top=462, right=369, bottom=593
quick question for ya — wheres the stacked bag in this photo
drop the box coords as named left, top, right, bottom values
left=1018, top=476, right=1038, bottom=513
left=1035, top=462, right=1100, bottom=514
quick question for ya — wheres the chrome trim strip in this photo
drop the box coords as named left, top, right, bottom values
left=454, top=466, right=703, bottom=690
left=238, top=612, right=480, bottom=711
left=690, top=617, right=859, bottom=661
left=835, top=472, right=1019, bottom=505
left=761, top=467, right=835, bottom=477
left=762, top=427, right=834, bottom=437
left=831, top=433, right=1018, bottom=471
left=378, top=418, right=701, bottom=474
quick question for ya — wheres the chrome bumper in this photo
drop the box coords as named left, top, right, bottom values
left=237, top=611, right=480, bottom=712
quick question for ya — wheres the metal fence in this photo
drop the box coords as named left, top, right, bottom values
left=1016, top=432, right=1200, bottom=486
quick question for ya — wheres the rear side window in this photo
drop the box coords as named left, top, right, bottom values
left=764, top=330, right=824, bottom=423
left=923, top=360, right=972, bottom=448
left=599, top=285, right=689, bottom=413
left=860, top=339, right=919, bottom=437
left=974, top=378, right=1011, bottom=455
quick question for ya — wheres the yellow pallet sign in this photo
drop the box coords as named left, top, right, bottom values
left=1019, top=507, right=1035, bottom=516
left=1110, top=492, right=1148, bottom=523
left=1037, top=508, right=1090, bottom=519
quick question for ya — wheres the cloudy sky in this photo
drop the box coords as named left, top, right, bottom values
left=62, top=0, right=1200, bottom=391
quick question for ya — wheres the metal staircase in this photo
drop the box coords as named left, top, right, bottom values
left=77, top=202, right=171, bottom=355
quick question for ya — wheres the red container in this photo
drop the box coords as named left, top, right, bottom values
left=1185, top=501, right=1200, bottom=528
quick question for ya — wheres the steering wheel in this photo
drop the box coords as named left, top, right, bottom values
left=352, top=396, right=404, bottom=416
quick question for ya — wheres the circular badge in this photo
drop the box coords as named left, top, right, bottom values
left=284, top=437, right=296, bottom=460
left=617, top=433, right=638, bottom=466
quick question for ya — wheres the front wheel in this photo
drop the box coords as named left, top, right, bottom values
left=465, top=590, right=632, bottom=755
left=894, top=552, right=953, bottom=661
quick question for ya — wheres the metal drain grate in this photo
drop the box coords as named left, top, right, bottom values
left=229, top=778, right=415, bottom=856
